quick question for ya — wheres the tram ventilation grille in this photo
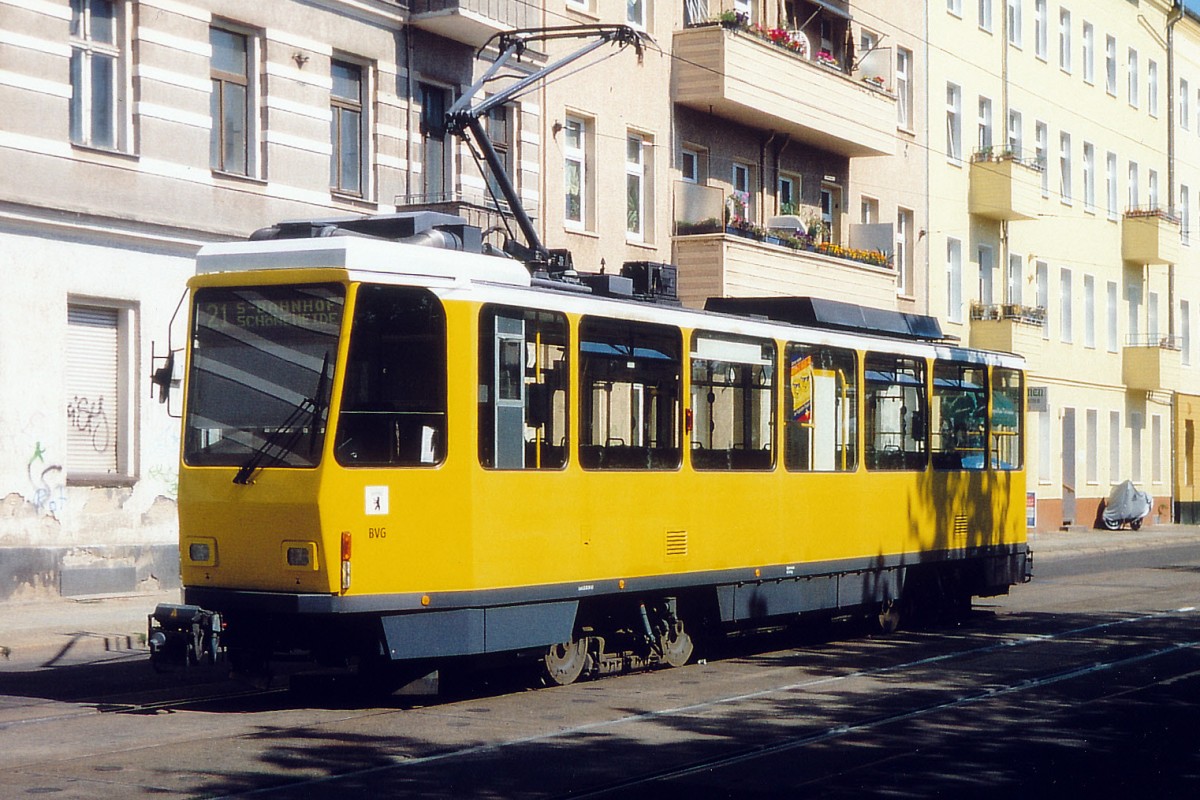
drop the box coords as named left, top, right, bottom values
left=953, top=515, right=970, bottom=540
left=665, top=530, right=688, bottom=558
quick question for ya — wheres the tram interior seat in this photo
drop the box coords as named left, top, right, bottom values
left=336, top=410, right=444, bottom=465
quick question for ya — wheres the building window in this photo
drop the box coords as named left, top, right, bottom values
left=947, top=237, right=963, bottom=323
left=1182, top=79, right=1191, bottom=131
left=1008, top=109, right=1023, bottom=155
left=1132, top=413, right=1143, bottom=482
left=1083, top=141, right=1095, bottom=212
left=210, top=26, right=253, bottom=175
left=626, top=133, right=648, bottom=241
left=419, top=83, right=450, bottom=202
left=979, top=0, right=992, bottom=31
left=1109, top=410, right=1121, bottom=483
left=1036, top=121, right=1049, bottom=196
left=330, top=59, right=365, bottom=197
left=977, top=96, right=993, bottom=152
left=948, top=0, right=962, bottom=16
left=733, top=162, right=754, bottom=222
left=69, top=0, right=123, bottom=150
left=778, top=174, right=799, bottom=214
left=67, top=303, right=133, bottom=481
left=1128, top=48, right=1139, bottom=107
left=1036, top=260, right=1048, bottom=337
left=1081, top=21, right=1094, bottom=84
left=681, top=147, right=699, bottom=183
left=978, top=244, right=995, bottom=306
left=1008, top=253, right=1024, bottom=306
left=1086, top=409, right=1098, bottom=483
left=1106, top=151, right=1118, bottom=220
left=1060, top=268, right=1073, bottom=343
left=564, top=115, right=587, bottom=229
left=1128, top=161, right=1139, bottom=210
left=947, top=83, right=962, bottom=161
left=484, top=103, right=513, bottom=208
left=1007, top=0, right=1022, bottom=47
left=1034, top=0, right=1047, bottom=59
left=897, top=208, right=914, bottom=295
left=1153, top=415, right=1163, bottom=483
left=1084, top=274, right=1095, bottom=348
left=1107, top=280, right=1118, bottom=352
left=1059, top=8, right=1071, bottom=72
left=1183, top=299, right=1192, bottom=366
left=1106, top=35, right=1117, bottom=96
left=1059, top=131, right=1072, bottom=203
left=627, top=0, right=646, bottom=29
left=897, top=47, right=913, bottom=129
left=1183, top=185, right=1192, bottom=245
left=1148, top=59, right=1159, bottom=117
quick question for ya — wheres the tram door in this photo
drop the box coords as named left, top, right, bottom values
left=494, top=314, right=526, bottom=468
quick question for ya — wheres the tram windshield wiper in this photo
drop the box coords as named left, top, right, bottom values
left=233, top=352, right=330, bottom=485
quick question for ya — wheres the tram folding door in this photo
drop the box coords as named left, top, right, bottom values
left=494, top=314, right=526, bottom=469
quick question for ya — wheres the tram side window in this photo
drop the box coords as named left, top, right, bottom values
left=865, top=354, right=928, bottom=470
left=690, top=333, right=776, bottom=471
left=478, top=306, right=569, bottom=469
left=785, top=344, right=858, bottom=472
left=334, top=285, right=446, bottom=467
left=579, top=317, right=682, bottom=470
left=932, top=361, right=988, bottom=470
left=991, top=367, right=1024, bottom=469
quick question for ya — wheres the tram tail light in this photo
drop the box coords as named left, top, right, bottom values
left=341, top=531, right=352, bottom=591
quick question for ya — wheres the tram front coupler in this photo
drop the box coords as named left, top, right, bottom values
left=148, top=603, right=223, bottom=671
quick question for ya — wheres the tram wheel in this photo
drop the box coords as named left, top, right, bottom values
left=541, top=639, right=589, bottom=686
left=659, top=619, right=694, bottom=668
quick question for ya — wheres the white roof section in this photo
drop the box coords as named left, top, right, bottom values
left=195, top=235, right=533, bottom=289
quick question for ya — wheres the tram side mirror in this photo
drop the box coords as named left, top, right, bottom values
left=150, top=344, right=183, bottom=418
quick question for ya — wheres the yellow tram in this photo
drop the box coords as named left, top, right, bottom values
left=150, top=213, right=1030, bottom=685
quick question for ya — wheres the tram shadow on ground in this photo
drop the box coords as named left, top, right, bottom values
left=5, top=606, right=1199, bottom=797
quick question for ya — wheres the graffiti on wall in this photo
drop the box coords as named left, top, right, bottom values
left=28, top=441, right=66, bottom=517
left=66, top=395, right=111, bottom=453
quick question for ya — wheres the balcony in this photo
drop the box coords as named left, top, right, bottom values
left=408, top=0, right=535, bottom=48
left=1122, top=208, right=1181, bottom=265
left=968, top=149, right=1045, bottom=221
left=672, top=23, right=896, bottom=157
left=672, top=183, right=899, bottom=308
left=1123, top=335, right=1182, bottom=392
left=968, top=304, right=1048, bottom=370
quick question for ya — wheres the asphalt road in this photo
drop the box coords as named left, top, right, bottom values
left=0, top=541, right=1197, bottom=798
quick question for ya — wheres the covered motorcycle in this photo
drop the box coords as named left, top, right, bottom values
left=1099, top=480, right=1152, bottom=531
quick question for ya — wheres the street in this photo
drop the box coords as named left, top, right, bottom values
left=0, top=540, right=1197, bottom=798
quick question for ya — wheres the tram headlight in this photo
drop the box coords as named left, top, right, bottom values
left=281, top=541, right=319, bottom=571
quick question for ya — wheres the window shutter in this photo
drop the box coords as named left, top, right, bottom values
left=67, top=306, right=119, bottom=475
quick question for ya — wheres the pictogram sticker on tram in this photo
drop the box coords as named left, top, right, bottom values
left=365, top=486, right=389, bottom=515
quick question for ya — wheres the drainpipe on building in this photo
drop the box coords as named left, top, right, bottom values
left=1168, top=0, right=1183, bottom=521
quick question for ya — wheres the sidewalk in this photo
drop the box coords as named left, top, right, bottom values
left=2, top=526, right=1199, bottom=669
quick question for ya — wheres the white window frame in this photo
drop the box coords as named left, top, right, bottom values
left=1007, top=0, right=1023, bottom=47
left=1182, top=79, right=1191, bottom=131
left=1036, top=121, right=1049, bottom=196
left=947, top=237, right=964, bottom=323
left=1082, top=21, right=1094, bottom=84
left=948, top=0, right=963, bottom=17
left=563, top=114, right=588, bottom=230
left=1149, top=169, right=1159, bottom=210
left=978, top=96, right=993, bottom=152
left=1059, top=8, right=1071, bottom=72
left=70, top=0, right=129, bottom=151
left=1082, top=141, right=1095, bottom=212
left=1148, top=59, right=1159, bottom=117
left=897, top=207, right=914, bottom=296
left=897, top=48, right=913, bottom=130
left=626, top=132, right=648, bottom=242
left=1035, top=260, right=1048, bottom=337
left=778, top=173, right=800, bottom=213
left=1059, top=131, right=1072, bottom=203
left=1107, top=280, right=1119, bottom=353
left=1084, top=274, right=1095, bottom=348
left=1106, top=151, right=1119, bottom=220
left=979, top=0, right=992, bottom=32
left=1008, top=252, right=1024, bottom=306
left=947, top=83, right=963, bottom=162
left=1128, top=48, right=1139, bottom=108
left=1060, top=267, right=1073, bottom=343
left=1183, top=184, right=1191, bottom=245
left=1034, top=0, right=1048, bottom=59
left=66, top=300, right=136, bottom=483
left=1129, top=161, right=1140, bottom=211
left=1109, top=410, right=1121, bottom=484
left=626, top=0, right=647, bottom=29
left=978, top=244, right=995, bottom=306
left=1106, top=35, right=1117, bottom=96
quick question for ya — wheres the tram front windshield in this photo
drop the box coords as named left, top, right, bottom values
left=184, top=284, right=344, bottom=468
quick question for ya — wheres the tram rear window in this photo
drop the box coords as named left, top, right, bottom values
left=184, top=284, right=343, bottom=467
left=334, top=285, right=446, bottom=467
left=991, top=368, right=1023, bottom=470
left=579, top=317, right=682, bottom=470
left=478, top=306, right=569, bottom=469
left=932, top=361, right=987, bottom=470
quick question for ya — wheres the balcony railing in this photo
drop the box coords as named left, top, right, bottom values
left=1126, top=333, right=1182, bottom=350
left=970, top=302, right=1046, bottom=326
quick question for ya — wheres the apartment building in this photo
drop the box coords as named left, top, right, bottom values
left=0, top=0, right=548, bottom=597
left=927, top=0, right=1200, bottom=529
